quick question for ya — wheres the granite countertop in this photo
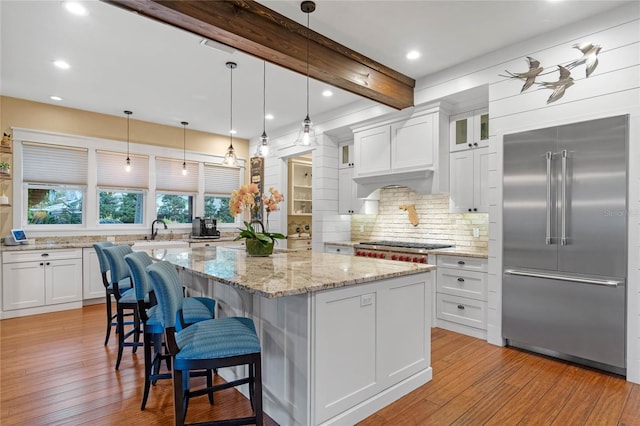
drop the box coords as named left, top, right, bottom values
left=147, top=246, right=435, bottom=298
left=323, top=241, right=488, bottom=259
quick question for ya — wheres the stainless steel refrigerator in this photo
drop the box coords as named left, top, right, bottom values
left=502, top=115, right=628, bottom=375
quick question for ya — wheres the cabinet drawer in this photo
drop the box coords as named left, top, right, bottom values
left=324, top=245, right=354, bottom=256
left=437, top=255, right=487, bottom=272
left=3, top=248, right=82, bottom=263
left=437, top=267, right=487, bottom=301
left=436, top=293, right=487, bottom=330
left=288, top=239, right=312, bottom=251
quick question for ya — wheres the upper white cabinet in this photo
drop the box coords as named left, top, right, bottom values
left=391, top=114, right=435, bottom=171
left=353, top=126, right=391, bottom=176
left=450, top=146, right=490, bottom=213
left=352, top=105, right=450, bottom=195
left=450, top=108, right=489, bottom=152
left=338, top=167, right=364, bottom=214
left=339, top=142, right=355, bottom=169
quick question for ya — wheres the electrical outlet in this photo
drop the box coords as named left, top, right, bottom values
left=473, top=227, right=480, bottom=238
left=107, top=236, right=115, bottom=242
left=359, top=224, right=365, bottom=233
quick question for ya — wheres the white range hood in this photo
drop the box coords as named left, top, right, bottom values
left=352, top=169, right=435, bottom=198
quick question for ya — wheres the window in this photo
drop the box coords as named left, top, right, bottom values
left=96, top=150, right=149, bottom=226
left=98, top=190, right=144, bottom=224
left=23, top=143, right=88, bottom=226
left=156, top=193, right=193, bottom=224
left=27, top=185, right=83, bottom=225
left=204, top=163, right=240, bottom=224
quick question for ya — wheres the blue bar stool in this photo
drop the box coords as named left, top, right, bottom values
left=147, top=261, right=263, bottom=426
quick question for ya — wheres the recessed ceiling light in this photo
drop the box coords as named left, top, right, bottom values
left=265, top=114, right=274, bottom=120
left=230, top=129, right=237, bottom=135
left=322, top=90, right=333, bottom=97
left=63, top=1, right=88, bottom=16
left=53, top=60, right=70, bottom=69
left=406, top=50, right=421, bottom=60
left=50, top=96, right=63, bottom=101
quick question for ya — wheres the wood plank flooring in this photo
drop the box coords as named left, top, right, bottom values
left=1, top=305, right=639, bottom=425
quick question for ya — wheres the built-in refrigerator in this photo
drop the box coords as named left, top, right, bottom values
left=502, top=115, right=628, bottom=375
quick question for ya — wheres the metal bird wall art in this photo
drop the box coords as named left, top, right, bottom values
left=501, top=41, right=602, bottom=104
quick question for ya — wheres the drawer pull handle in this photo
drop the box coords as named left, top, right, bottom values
left=457, top=260, right=465, bottom=265
left=457, top=304, right=465, bottom=310
left=39, top=262, right=44, bottom=266
left=336, top=248, right=341, bottom=252
left=41, top=253, right=50, bottom=257
left=457, top=277, right=465, bottom=282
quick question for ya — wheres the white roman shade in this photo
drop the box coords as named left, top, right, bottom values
left=23, top=142, right=88, bottom=184
left=156, top=158, right=199, bottom=192
left=204, top=163, right=240, bottom=195
left=97, top=150, right=149, bottom=189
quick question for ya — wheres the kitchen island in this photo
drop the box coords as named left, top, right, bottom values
left=147, top=246, right=435, bottom=426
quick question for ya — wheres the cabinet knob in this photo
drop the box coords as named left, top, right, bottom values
left=473, top=208, right=477, bottom=212
left=473, top=142, right=478, bottom=147
left=468, top=143, right=473, bottom=147
left=468, top=208, right=472, bottom=212
left=458, top=260, right=466, bottom=265
left=457, top=304, right=465, bottom=310
left=457, top=277, right=465, bottom=282
left=336, top=248, right=341, bottom=252
left=46, top=262, right=50, bottom=266
left=39, top=262, right=44, bottom=266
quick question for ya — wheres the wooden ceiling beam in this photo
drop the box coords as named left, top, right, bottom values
left=103, top=0, right=415, bottom=110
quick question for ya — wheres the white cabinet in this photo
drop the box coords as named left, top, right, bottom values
left=339, top=142, right=355, bottom=169
left=449, top=146, right=489, bottom=213
left=82, top=247, right=105, bottom=300
left=450, top=108, right=489, bottom=152
left=435, top=255, right=488, bottom=339
left=338, top=167, right=364, bottom=214
left=354, top=114, right=435, bottom=177
left=354, top=126, right=391, bottom=176
left=289, top=160, right=312, bottom=215
left=2, top=249, right=83, bottom=313
left=324, top=244, right=354, bottom=255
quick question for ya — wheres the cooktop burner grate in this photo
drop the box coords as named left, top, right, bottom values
left=359, top=241, right=453, bottom=250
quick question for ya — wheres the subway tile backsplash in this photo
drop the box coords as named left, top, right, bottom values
left=351, top=187, right=488, bottom=250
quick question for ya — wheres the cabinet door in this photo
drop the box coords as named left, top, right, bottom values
left=450, top=112, right=474, bottom=152
left=391, top=114, right=434, bottom=171
left=449, top=150, right=475, bottom=213
left=338, top=143, right=354, bottom=169
left=2, top=261, right=45, bottom=310
left=338, top=167, right=363, bottom=215
left=82, top=248, right=105, bottom=300
left=45, top=258, right=83, bottom=305
left=354, top=126, right=390, bottom=176
left=473, top=147, right=490, bottom=213
left=473, top=108, right=490, bottom=148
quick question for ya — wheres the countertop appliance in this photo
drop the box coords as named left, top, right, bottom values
left=192, top=217, right=220, bottom=239
left=355, top=241, right=453, bottom=263
left=502, top=115, right=628, bottom=375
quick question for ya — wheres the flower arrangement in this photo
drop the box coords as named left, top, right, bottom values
left=230, top=184, right=285, bottom=255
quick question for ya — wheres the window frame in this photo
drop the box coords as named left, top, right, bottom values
left=155, top=191, right=196, bottom=227
left=23, top=183, right=87, bottom=229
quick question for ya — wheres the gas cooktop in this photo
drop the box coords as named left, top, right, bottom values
left=357, top=241, right=454, bottom=250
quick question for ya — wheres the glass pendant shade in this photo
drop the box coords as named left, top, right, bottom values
left=258, top=131, right=269, bottom=157
left=223, top=61, right=238, bottom=167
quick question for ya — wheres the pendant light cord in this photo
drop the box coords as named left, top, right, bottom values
left=306, top=12, right=310, bottom=117
left=263, top=61, right=267, bottom=134
left=230, top=64, right=233, bottom=148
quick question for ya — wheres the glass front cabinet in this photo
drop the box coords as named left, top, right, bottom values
left=450, top=108, right=489, bottom=152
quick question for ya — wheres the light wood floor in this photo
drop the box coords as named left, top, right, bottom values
left=1, top=305, right=639, bottom=425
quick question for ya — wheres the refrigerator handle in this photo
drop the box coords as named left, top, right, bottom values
left=561, top=149, right=568, bottom=246
left=545, top=151, right=553, bottom=245
left=504, top=269, right=622, bottom=287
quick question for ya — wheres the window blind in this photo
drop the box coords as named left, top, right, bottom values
left=23, top=142, right=88, bottom=185
left=96, top=150, right=149, bottom=189
left=204, top=163, right=240, bottom=195
left=156, top=158, right=199, bottom=192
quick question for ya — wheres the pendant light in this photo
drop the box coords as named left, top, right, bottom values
left=296, top=0, right=317, bottom=146
left=181, top=121, right=188, bottom=175
left=124, top=110, right=132, bottom=172
left=223, top=61, right=238, bottom=167
left=257, top=61, right=269, bottom=157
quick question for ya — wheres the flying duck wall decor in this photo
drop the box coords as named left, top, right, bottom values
left=500, top=42, right=602, bottom=104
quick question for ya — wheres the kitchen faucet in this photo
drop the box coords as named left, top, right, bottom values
left=151, top=218, right=167, bottom=240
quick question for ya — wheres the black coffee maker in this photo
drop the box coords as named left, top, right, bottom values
left=192, top=217, right=220, bottom=238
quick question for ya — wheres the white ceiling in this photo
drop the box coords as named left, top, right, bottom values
left=0, top=0, right=629, bottom=140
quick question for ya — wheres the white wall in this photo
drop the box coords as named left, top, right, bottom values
left=253, top=2, right=640, bottom=382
